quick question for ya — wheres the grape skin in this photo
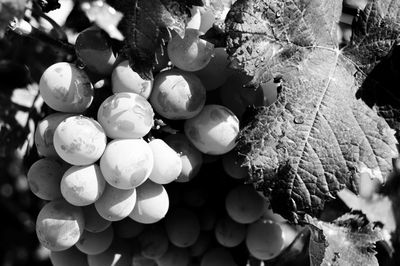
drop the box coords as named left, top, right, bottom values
left=112, top=60, right=153, bottom=99
left=245, top=219, right=284, bottom=260
left=34, top=112, right=73, bottom=158
left=75, top=26, right=116, bottom=76
left=100, top=139, right=153, bottom=190
left=129, top=180, right=169, bottom=224
left=61, top=164, right=106, bottom=206
left=27, top=158, right=67, bottom=201
left=95, top=184, right=137, bottom=222
left=36, top=200, right=85, bottom=251
left=148, top=138, right=182, bottom=185
left=82, top=204, right=112, bottom=233
left=184, top=104, right=240, bottom=155
left=53, top=115, right=107, bottom=166
left=39, top=62, right=94, bottom=113
left=167, top=28, right=214, bottom=72
left=164, top=133, right=203, bottom=183
left=75, top=226, right=114, bottom=255
left=97, top=92, right=154, bottom=139
left=214, top=215, right=246, bottom=248
left=150, top=69, right=206, bottom=120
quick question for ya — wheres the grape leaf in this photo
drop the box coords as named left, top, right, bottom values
left=306, top=212, right=384, bottom=266
left=0, top=0, right=26, bottom=38
left=112, top=0, right=203, bottom=79
left=223, top=0, right=400, bottom=221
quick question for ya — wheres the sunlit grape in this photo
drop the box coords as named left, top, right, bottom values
left=53, top=115, right=107, bottom=166
left=129, top=180, right=169, bottom=224
left=184, top=104, right=240, bottom=155
left=97, top=92, right=154, bottom=139
left=150, top=69, right=206, bottom=120
left=167, top=28, right=214, bottom=72
left=100, top=139, right=153, bottom=189
left=61, top=164, right=106, bottom=206
left=112, top=60, right=153, bottom=98
left=39, top=62, right=93, bottom=113
left=36, top=200, right=85, bottom=251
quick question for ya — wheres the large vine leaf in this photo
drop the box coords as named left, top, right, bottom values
left=111, top=0, right=203, bottom=79
left=224, top=0, right=400, bottom=221
left=306, top=212, right=384, bottom=266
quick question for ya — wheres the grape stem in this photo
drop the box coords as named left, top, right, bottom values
left=9, top=18, right=75, bottom=55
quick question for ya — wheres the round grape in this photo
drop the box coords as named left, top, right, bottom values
left=82, top=204, right=112, bottom=233
left=112, top=60, right=153, bottom=98
left=100, top=139, right=153, bottom=189
left=36, top=200, right=85, bottom=251
left=137, top=225, right=169, bottom=259
left=129, top=180, right=169, bottom=224
left=39, top=62, right=93, bottom=113
left=150, top=69, right=206, bottom=120
left=53, top=115, right=107, bottom=166
left=76, top=226, right=114, bottom=255
left=214, top=215, right=246, bottom=247
left=167, top=28, right=214, bottom=72
left=97, top=92, right=154, bottom=139
left=184, top=104, right=240, bottom=155
left=60, top=164, right=106, bottom=206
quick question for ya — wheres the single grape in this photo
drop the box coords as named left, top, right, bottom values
left=36, top=200, right=85, bottom=251
left=75, top=26, right=116, bottom=76
left=219, top=73, right=264, bottom=119
left=82, top=204, right=112, bottom=233
left=50, top=247, right=88, bottom=266
left=112, top=60, right=153, bottom=98
left=113, top=218, right=145, bottom=239
left=87, top=241, right=132, bottom=266
left=184, top=104, right=240, bottom=155
left=225, top=185, right=267, bottom=224
left=150, top=69, right=206, bottom=120
left=245, top=219, right=284, bottom=260
left=95, top=184, right=137, bottom=221
left=164, top=207, right=200, bottom=248
left=189, top=232, right=213, bottom=257
left=97, top=92, right=154, bottom=139
left=61, top=164, right=106, bottom=206
left=148, top=138, right=182, bottom=185
left=100, top=139, right=153, bottom=189
left=137, top=225, right=169, bottom=259
left=39, top=62, right=93, bottom=113
left=156, top=246, right=190, bottom=266
left=167, top=28, right=214, bottom=72
left=27, top=158, right=67, bottom=200
left=194, top=48, right=231, bottom=91
left=53, top=115, right=107, bottom=166
left=34, top=112, right=73, bottom=158
left=129, top=180, right=169, bottom=224
left=76, top=226, right=114, bottom=255
left=214, top=215, right=246, bottom=247
left=200, top=247, right=237, bottom=266
left=221, top=150, right=248, bottom=180
left=164, top=133, right=203, bottom=182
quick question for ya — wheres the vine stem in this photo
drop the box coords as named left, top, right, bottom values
left=9, top=18, right=75, bottom=55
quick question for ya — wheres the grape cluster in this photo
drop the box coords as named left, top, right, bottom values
left=27, top=4, right=293, bottom=266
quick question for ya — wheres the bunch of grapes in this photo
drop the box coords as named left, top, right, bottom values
left=27, top=5, right=292, bottom=266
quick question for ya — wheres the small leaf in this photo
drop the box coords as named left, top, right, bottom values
left=0, top=0, right=26, bottom=38
left=226, top=0, right=399, bottom=221
left=80, top=0, right=124, bottom=41
left=306, top=212, right=384, bottom=266
left=113, top=0, right=203, bottom=79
